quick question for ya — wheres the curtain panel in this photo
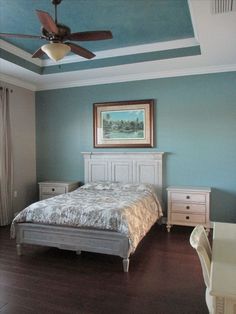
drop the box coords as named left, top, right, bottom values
left=0, top=87, right=13, bottom=226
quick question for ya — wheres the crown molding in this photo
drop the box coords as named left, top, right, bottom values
left=0, top=39, right=42, bottom=66
left=36, top=63, right=236, bottom=91
left=1, top=59, right=235, bottom=91
left=0, top=72, right=36, bottom=91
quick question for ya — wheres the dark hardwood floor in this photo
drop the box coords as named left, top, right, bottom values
left=0, top=224, right=208, bottom=314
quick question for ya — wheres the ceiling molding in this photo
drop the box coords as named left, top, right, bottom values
left=188, top=0, right=200, bottom=42
left=42, top=37, right=199, bottom=66
left=1, top=58, right=235, bottom=91
left=0, top=39, right=42, bottom=67
left=35, top=63, right=236, bottom=91
left=1, top=37, right=199, bottom=68
left=0, top=72, right=36, bottom=91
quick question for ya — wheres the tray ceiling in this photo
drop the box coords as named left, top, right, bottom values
left=0, top=0, right=235, bottom=90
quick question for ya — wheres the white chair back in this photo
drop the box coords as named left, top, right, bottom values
left=190, top=225, right=212, bottom=287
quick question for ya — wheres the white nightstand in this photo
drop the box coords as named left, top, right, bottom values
left=166, top=186, right=211, bottom=235
left=39, top=181, right=80, bottom=200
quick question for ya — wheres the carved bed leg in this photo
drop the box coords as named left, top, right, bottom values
left=16, top=244, right=22, bottom=256
left=123, top=258, right=130, bottom=272
left=166, top=224, right=172, bottom=232
left=76, top=250, right=81, bottom=255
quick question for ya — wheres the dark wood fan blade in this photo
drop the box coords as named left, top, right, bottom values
left=36, top=10, right=58, bottom=33
left=68, top=31, right=112, bottom=41
left=65, top=42, right=95, bottom=59
left=32, top=48, right=45, bottom=59
left=0, top=33, right=42, bottom=39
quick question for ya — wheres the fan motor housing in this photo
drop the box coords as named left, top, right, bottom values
left=52, top=0, right=62, bottom=5
left=42, top=24, right=71, bottom=41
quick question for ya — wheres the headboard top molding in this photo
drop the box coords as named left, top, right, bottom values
left=82, top=152, right=164, bottom=200
left=82, top=151, right=164, bottom=159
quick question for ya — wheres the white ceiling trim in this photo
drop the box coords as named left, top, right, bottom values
left=0, top=39, right=42, bottom=66
left=0, top=72, right=37, bottom=91
left=1, top=57, right=236, bottom=91
left=35, top=63, right=236, bottom=90
left=42, top=37, right=199, bottom=66
left=0, top=37, right=199, bottom=68
left=188, top=0, right=200, bottom=41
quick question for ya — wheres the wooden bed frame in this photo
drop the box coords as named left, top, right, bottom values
left=15, top=152, right=164, bottom=272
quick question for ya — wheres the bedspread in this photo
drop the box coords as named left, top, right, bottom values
left=11, top=183, right=163, bottom=253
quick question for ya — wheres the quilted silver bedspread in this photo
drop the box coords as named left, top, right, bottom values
left=11, top=182, right=163, bottom=253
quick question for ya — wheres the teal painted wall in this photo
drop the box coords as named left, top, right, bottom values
left=36, top=72, right=236, bottom=222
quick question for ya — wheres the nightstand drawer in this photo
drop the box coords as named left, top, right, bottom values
left=41, top=186, right=66, bottom=195
left=39, top=181, right=80, bottom=201
left=171, top=213, right=206, bottom=224
left=171, top=203, right=206, bottom=214
left=171, top=192, right=206, bottom=203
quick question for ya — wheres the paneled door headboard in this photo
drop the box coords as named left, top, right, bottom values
left=82, top=152, right=164, bottom=200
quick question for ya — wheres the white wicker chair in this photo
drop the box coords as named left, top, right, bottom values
left=190, top=225, right=215, bottom=313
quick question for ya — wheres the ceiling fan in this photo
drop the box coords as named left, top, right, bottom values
left=0, top=0, right=113, bottom=62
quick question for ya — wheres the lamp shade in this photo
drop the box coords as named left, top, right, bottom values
left=41, top=43, right=71, bottom=62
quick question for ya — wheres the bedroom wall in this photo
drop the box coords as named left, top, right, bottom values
left=36, top=71, right=236, bottom=222
left=1, top=81, right=37, bottom=216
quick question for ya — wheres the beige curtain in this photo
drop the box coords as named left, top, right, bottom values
left=0, top=87, right=13, bottom=226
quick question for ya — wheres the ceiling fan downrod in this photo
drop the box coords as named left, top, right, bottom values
left=52, top=0, right=62, bottom=24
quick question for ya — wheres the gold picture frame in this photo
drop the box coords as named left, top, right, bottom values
left=93, top=99, right=154, bottom=148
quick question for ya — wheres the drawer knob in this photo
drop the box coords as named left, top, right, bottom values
left=186, top=206, right=190, bottom=210
left=52, top=188, right=55, bottom=191
left=186, top=195, right=190, bottom=199
left=186, top=216, right=190, bottom=220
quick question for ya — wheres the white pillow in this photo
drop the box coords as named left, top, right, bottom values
left=80, top=181, right=119, bottom=190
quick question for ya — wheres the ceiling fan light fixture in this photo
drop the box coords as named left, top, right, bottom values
left=41, top=42, right=71, bottom=61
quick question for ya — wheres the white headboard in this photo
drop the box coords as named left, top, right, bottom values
left=82, top=152, right=164, bottom=200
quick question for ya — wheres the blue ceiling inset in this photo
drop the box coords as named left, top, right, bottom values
left=0, top=0, right=194, bottom=54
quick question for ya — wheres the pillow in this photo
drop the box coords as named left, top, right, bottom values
left=119, top=183, right=156, bottom=193
left=80, top=181, right=119, bottom=190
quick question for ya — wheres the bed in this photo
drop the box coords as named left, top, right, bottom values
left=11, top=152, right=164, bottom=272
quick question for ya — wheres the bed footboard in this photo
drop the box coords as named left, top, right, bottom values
left=15, top=223, right=131, bottom=272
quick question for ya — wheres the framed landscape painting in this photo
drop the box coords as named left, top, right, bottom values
left=93, top=99, right=154, bottom=148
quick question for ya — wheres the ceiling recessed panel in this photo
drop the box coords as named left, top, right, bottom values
left=0, top=0, right=194, bottom=54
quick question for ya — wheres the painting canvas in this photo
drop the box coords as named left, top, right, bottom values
left=93, top=100, right=154, bottom=147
